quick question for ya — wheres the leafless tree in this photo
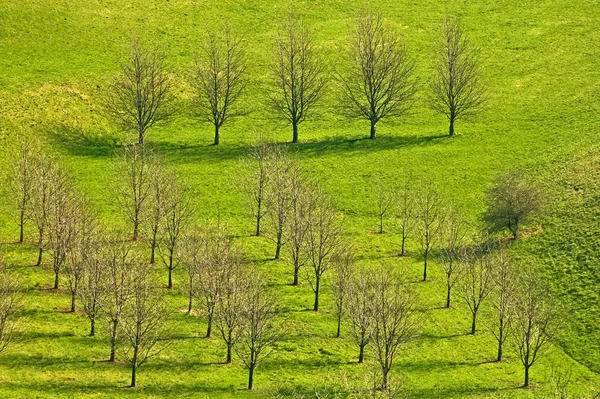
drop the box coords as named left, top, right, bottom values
left=302, top=190, right=344, bottom=311
left=158, top=173, right=195, bottom=289
left=429, top=18, right=487, bottom=136
left=284, top=172, right=313, bottom=286
left=241, top=139, right=273, bottom=237
left=513, top=266, right=559, bottom=388
left=8, top=133, right=40, bottom=244
left=266, top=145, right=300, bottom=260
left=332, top=247, right=354, bottom=338
left=180, top=230, right=202, bottom=314
left=460, top=234, right=495, bottom=335
left=484, top=170, right=543, bottom=240
left=235, top=274, right=281, bottom=390
left=339, top=10, right=417, bottom=139
left=116, top=144, right=154, bottom=241
left=395, top=180, right=414, bottom=257
left=270, top=13, right=326, bottom=143
left=490, top=247, right=516, bottom=362
left=374, top=179, right=395, bottom=234
left=77, top=236, right=104, bottom=336
left=345, top=268, right=373, bottom=363
left=29, top=151, right=55, bottom=266
left=146, top=160, right=166, bottom=264
left=370, top=265, right=420, bottom=390
left=193, top=26, right=247, bottom=145
left=215, top=251, right=247, bottom=363
left=0, top=258, right=19, bottom=355
left=100, top=237, right=134, bottom=362
left=415, top=184, right=444, bottom=281
left=439, top=207, right=467, bottom=308
left=108, top=38, right=173, bottom=145
left=121, top=260, right=169, bottom=387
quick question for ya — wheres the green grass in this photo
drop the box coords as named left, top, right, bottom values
left=0, top=0, right=599, bottom=397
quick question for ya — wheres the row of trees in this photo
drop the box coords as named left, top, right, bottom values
left=108, top=12, right=486, bottom=146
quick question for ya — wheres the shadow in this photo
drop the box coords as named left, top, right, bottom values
left=47, top=124, right=123, bottom=158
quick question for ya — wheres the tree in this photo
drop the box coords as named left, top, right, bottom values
left=121, top=261, right=169, bottom=388
left=339, top=10, right=416, bottom=139
left=513, top=266, right=559, bottom=388
left=77, top=236, right=104, bottom=336
left=241, top=139, right=273, bottom=237
left=116, top=144, right=154, bottom=241
left=415, top=184, right=444, bottom=282
left=460, top=234, right=495, bottom=335
left=270, top=13, right=326, bottom=143
left=100, top=238, right=134, bottom=362
left=108, top=38, right=173, bottom=145
left=29, top=151, right=55, bottom=267
left=181, top=230, right=202, bottom=314
left=235, top=275, right=281, bottom=390
left=484, top=171, right=543, bottom=240
left=303, top=190, right=344, bottom=311
left=147, top=160, right=166, bottom=264
left=490, top=248, right=515, bottom=362
left=429, top=18, right=486, bottom=136
left=439, top=207, right=466, bottom=308
left=158, top=173, right=194, bottom=289
left=345, top=268, right=373, bottom=363
left=193, top=26, right=247, bottom=145
left=370, top=265, right=420, bottom=390
left=331, top=247, right=354, bottom=338
left=396, top=180, right=414, bottom=257
left=374, top=179, right=395, bottom=234
left=0, top=259, right=19, bottom=355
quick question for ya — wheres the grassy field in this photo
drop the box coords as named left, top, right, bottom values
left=0, top=0, right=599, bottom=397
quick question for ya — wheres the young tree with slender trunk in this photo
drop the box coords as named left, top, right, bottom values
left=181, top=230, right=202, bottom=314
left=159, top=173, right=194, bottom=289
left=374, top=179, right=395, bottom=234
left=303, top=190, right=344, bottom=311
left=236, top=275, right=281, bottom=390
left=0, top=259, right=19, bottom=355
left=108, top=38, right=173, bottom=145
left=396, top=180, right=413, bottom=257
left=430, top=18, right=487, bottom=136
left=116, top=144, right=155, bottom=241
left=331, top=247, right=354, bottom=338
left=513, top=266, right=559, bottom=388
left=370, top=265, right=420, bottom=390
left=270, top=13, right=326, bottom=143
left=415, top=184, right=444, bottom=282
left=440, top=207, right=466, bottom=308
left=121, top=261, right=169, bottom=388
left=339, top=10, right=417, bottom=139
left=460, top=234, right=495, bottom=335
left=77, top=238, right=104, bottom=336
left=284, top=175, right=313, bottom=286
left=490, top=248, right=515, bottom=362
left=193, top=26, right=247, bottom=145
left=241, top=139, right=273, bottom=237
left=345, top=268, right=373, bottom=363
left=147, top=160, right=166, bottom=264
left=29, top=151, right=55, bottom=267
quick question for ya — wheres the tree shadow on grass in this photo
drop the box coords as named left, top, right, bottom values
left=47, top=124, right=123, bottom=158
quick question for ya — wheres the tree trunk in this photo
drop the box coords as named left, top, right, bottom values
left=379, top=215, right=384, bottom=234
left=36, top=240, right=43, bottom=266
left=448, top=117, right=455, bottom=136
left=524, top=364, right=530, bottom=387
left=274, top=230, right=282, bottom=260
left=226, top=341, right=232, bottom=364
left=214, top=124, right=220, bottom=145
left=497, top=318, right=504, bottom=361
left=130, top=347, right=138, bottom=387
left=150, top=233, right=157, bottom=264
left=313, top=276, right=320, bottom=311
left=167, top=258, right=173, bottom=289
left=54, top=272, right=59, bottom=290
left=423, top=251, right=428, bottom=282
left=293, top=262, right=299, bottom=286
left=90, top=317, right=95, bottom=337
left=471, top=311, right=477, bottom=335
left=446, top=283, right=451, bottom=308
left=292, top=122, right=299, bottom=143
left=206, top=303, right=213, bottom=338
left=400, top=235, right=406, bottom=256
left=187, top=293, right=193, bottom=314
left=138, top=126, right=144, bottom=145
left=255, top=213, right=261, bottom=237
left=370, top=119, right=377, bottom=139
left=70, top=291, right=76, bottom=312
left=358, top=343, right=365, bottom=363
left=381, top=366, right=389, bottom=390
left=132, top=222, right=138, bottom=241
left=336, top=312, right=342, bottom=338
left=110, top=319, right=118, bottom=362
left=19, top=208, right=25, bottom=244
left=247, top=363, right=255, bottom=390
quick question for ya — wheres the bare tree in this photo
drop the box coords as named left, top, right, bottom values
left=241, top=139, right=272, bottom=237
left=121, top=261, right=169, bottom=388
left=146, top=160, right=166, bottom=264
left=339, top=10, right=417, bottom=139
left=345, top=268, right=373, bottom=363
left=270, top=13, right=326, bottom=143
left=303, top=190, right=344, bottom=311
left=29, top=151, right=55, bottom=266
left=116, top=144, right=154, bottom=241
left=235, top=274, right=281, bottom=390
left=490, top=248, right=515, bottom=362
left=158, top=173, right=195, bottom=289
left=108, top=38, right=173, bottom=145
left=439, top=207, right=467, bottom=308
left=77, top=236, right=104, bottom=336
left=460, top=234, right=495, bottom=335
left=484, top=171, right=543, bottom=240
left=193, top=26, right=247, bottom=145
left=0, top=259, right=19, bottom=355
left=370, top=265, right=420, bottom=390
left=266, top=145, right=299, bottom=260
left=396, top=180, right=414, bottom=257
left=181, top=230, right=202, bottom=314
left=331, top=247, right=354, bottom=338
left=415, top=184, right=444, bottom=282
left=513, top=266, right=559, bottom=388
left=284, top=172, right=313, bottom=286
left=374, top=179, right=395, bottom=234
left=429, top=18, right=486, bottom=136
left=100, top=238, right=134, bottom=362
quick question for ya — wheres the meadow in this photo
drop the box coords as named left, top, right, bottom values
left=0, top=0, right=599, bottom=397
